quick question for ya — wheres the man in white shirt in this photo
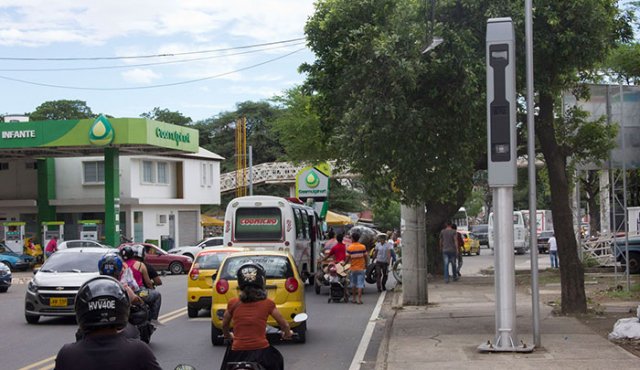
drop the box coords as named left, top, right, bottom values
left=548, top=233, right=558, bottom=268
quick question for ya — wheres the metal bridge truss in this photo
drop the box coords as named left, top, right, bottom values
left=219, top=161, right=356, bottom=194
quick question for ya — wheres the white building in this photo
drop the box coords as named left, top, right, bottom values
left=0, top=148, right=222, bottom=247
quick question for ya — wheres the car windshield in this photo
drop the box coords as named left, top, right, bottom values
left=539, top=231, right=554, bottom=238
left=195, top=252, right=232, bottom=269
left=40, top=252, right=105, bottom=273
left=219, top=255, right=293, bottom=280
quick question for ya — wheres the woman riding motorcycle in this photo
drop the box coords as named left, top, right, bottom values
left=221, top=263, right=293, bottom=370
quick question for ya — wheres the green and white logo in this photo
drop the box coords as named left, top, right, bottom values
left=89, top=115, right=114, bottom=146
left=305, top=171, right=320, bottom=188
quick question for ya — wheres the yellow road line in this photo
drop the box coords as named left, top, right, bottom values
left=37, top=364, right=54, bottom=370
left=158, top=306, right=187, bottom=321
left=17, top=355, right=56, bottom=370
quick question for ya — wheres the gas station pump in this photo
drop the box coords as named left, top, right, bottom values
left=42, top=221, right=65, bottom=246
left=2, top=222, right=25, bottom=252
left=79, top=220, right=102, bottom=241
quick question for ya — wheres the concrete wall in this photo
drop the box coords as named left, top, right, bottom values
left=0, top=159, right=38, bottom=200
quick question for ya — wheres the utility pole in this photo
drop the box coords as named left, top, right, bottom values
left=401, top=204, right=428, bottom=305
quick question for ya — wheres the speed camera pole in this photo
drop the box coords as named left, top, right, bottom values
left=478, top=18, right=533, bottom=353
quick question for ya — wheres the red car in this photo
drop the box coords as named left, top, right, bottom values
left=118, top=243, right=193, bottom=274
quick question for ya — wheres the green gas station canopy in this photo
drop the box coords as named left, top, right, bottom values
left=0, top=117, right=199, bottom=159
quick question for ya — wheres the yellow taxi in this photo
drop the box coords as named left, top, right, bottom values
left=210, top=250, right=306, bottom=345
left=458, top=230, right=481, bottom=256
left=187, top=247, right=245, bottom=318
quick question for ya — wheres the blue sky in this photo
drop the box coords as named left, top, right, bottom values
left=0, top=0, right=316, bottom=122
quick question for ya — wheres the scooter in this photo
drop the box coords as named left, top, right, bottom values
left=220, top=313, right=308, bottom=370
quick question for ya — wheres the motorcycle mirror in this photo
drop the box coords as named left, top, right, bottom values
left=174, top=365, right=196, bottom=370
left=293, top=313, right=308, bottom=323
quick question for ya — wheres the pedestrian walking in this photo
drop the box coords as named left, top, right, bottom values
left=344, top=231, right=368, bottom=304
left=439, top=222, right=459, bottom=283
left=373, top=234, right=392, bottom=292
left=548, top=233, right=559, bottom=268
left=44, top=236, right=58, bottom=260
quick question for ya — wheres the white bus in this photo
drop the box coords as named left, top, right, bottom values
left=452, top=207, right=469, bottom=231
left=223, top=195, right=322, bottom=282
left=488, top=210, right=529, bottom=254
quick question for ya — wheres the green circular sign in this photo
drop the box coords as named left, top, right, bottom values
left=305, top=171, right=320, bottom=188
left=89, top=116, right=114, bottom=146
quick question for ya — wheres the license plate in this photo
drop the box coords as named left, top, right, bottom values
left=50, top=297, right=68, bottom=307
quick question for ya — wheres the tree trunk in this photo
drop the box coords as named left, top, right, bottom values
left=425, top=190, right=466, bottom=275
left=582, top=171, right=600, bottom=234
left=537, top=93, right=587, bottom=314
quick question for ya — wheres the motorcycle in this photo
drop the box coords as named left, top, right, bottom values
left=220, top=313, right=308, bottom=370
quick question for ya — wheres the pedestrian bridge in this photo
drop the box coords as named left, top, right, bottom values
left=219, top=161, right=355, bottom=194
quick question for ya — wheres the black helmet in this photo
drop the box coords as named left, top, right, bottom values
left=132, top=244, right=145, bottom=260
left=237, top=263, right=266, bottom=290
left=120, top=245, right=134, bottom=260
left=98, top=253, right=123, bottom=278
left=75, top=276, right=129, bottom=331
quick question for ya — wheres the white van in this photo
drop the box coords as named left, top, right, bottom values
left=488, top=210, right=529, bottom=254
left=223, top=195, right=322, bottom=282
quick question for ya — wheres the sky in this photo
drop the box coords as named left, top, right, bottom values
left=0, top=0, right=316, bottom=122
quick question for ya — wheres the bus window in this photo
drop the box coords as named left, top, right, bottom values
left=234, top=207, right=282, bottom=241
left=301, top=210, right=310, bottom=240
left=294, top=208, right=304, bottom=239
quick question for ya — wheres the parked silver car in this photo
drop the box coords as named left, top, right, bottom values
left=167, top=237, right=224, bottom=259
left=57, top=240, right=110, bottom=250
left=24, top=248, right=109, bottom=324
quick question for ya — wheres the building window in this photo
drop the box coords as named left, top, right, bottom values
left=157, top=162, right=168, bottom=184
left=25, top=162, right=37, bottom=170
left=0, top=163, right=8, bottom=171
left=201, top=163, right=206, bottom=187
left=142, top=161, right=155, bottom=183
left=83, top=161, right=104, bottom=183
left=208, top=163, right=213, bottom=187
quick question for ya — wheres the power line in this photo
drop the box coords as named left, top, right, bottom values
left=0, top=38, right=306, bottom=61
left=0, top=42, right=307, bottom=72
left=0, top=48, right=306, bottom=91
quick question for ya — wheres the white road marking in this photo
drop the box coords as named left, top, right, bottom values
left=349, top=291, right=386, bottom=370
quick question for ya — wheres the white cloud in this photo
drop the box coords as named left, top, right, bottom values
left=121, top=68, right=161, bottom=84
left=0, top=1, right=314, bottom=46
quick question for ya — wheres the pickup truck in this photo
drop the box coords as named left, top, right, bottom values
left=612, top=236, right=640, bottom=274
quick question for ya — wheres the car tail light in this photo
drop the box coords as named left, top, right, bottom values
left=285, top=277, right=298, bottom=293
left=216, top=279, right=229, bottom=294
left=190, top=268, right=200, bottom=280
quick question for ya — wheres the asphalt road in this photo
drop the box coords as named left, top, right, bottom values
left=1, top=248, right=551, bottom=370
left=2, top=271, right=385, bottom=370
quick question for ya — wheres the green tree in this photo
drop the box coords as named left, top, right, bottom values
left=141, top=107, right=192, bottom=126
left=532, top=1, right=629, bottom=313
left=304, top=0, right=630, bottom=314
left=271, top=86, right=331, bottom=163
left=30, top=100, right=95, bottom=121
left=373, top=199, right=401, bottom=232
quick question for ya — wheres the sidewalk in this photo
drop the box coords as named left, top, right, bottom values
left=376, top=276, right=639, bottom=370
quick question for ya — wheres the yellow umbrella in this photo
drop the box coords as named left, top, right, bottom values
left=201, top=214, right=224, bottom=227
left=325, top=211, right=353, bottom=226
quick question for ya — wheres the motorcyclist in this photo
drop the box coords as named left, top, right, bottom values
left=120, top=245, right=162, bottom=327
left=221, top=263, right=293, bottom=370
left=54, top=276, right=161, bottom=370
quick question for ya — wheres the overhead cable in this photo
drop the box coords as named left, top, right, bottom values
left=0, top=48, right=306, bottom=91
left=0, top=38, right=306, bottom=61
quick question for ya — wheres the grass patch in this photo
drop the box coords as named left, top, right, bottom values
left=601, top=282, right=640, bottom=300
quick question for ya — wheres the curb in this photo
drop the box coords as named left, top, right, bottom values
left=374, top=286, right=401, bottom=370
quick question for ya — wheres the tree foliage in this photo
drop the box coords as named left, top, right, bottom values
left=304, top=0, right=491, bottom=208
left=271, top=86, right=331, bottom=163
left=141, top=107, right=192, bottom=126
left=30, top=100, right=95, bottom=121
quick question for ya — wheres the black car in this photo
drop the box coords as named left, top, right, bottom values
left=537, top=230, right=554, bottom=254
left=471, top=224, right=489, bottom=247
